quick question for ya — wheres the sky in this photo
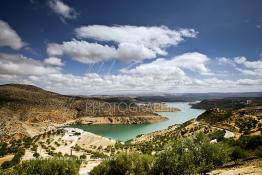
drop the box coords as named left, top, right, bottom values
left=0, top=0, right=261, bottom=95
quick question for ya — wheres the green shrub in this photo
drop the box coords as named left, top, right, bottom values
left=230, top=146, right=247, bottom=160
left=0, top=161, right=14, bottom=169
left=208, top=130, right=226, bottom=142
left=80, top=154, right=87, bottom=159
left=74, top=145, right=81, bottom=152
left=237, top=135, right=262, bottom=150
left=255, top=146, right=262, bottom=157
left=236, top=118, right=258, bottom=133
left=90, top=151, right=108, bottom=159
left=90, top=152, right=153, bottom=175
left=3, top=158, right=81, bottom=175
left=33, top=152, right=40, bottom=158
left=152, top=133, right=231, bottom=175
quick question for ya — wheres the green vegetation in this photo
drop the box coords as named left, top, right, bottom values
left=90, top=133, right=231, bottom=175
left=208, top=129, right=226, bottom=142
left=90, top=152, right=153, bottom=175
left=237, top=135, right=262, bottom=150
left=236, top=117, right=258, bottom=134
left=1, top=158, right=81, bottom=175
left=223, top=135, right=262, bottom=160
left=152, top=133, right=230, bottom=175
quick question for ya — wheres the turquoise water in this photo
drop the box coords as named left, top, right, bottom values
left=70, top=102, right=205, bottom=141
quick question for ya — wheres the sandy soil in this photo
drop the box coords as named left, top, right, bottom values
left=79, top=160, right=103, bottom=175
left=210, top=158, right=262, bottom=175
left=0, top=154, right=14, bottom=165
left=20, top=128, right=115, bottom=174
left=77, top=131, right=115, bottom=150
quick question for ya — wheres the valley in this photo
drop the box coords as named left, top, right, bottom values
left=0, top=84, right=261, bottom=175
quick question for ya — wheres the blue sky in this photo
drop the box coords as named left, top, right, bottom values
left=0, top=0, right=261, bottom=95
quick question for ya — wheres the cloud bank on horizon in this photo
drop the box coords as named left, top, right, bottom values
left=0, top=0, right=261, bottom=95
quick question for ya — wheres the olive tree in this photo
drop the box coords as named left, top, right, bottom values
left=152, top=133, right=231, bottom=175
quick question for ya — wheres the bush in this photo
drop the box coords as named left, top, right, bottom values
left=74, top=145, right=81, bottom=152
left=236, top=118, right=258, bottom=133
left=208, top=130, right=226, bottom=142
left=3, top=158, right=81, bottom=175
left=80, top=154, right=86, bottom=159
left=237, top=135, right=262, bottom=150
left=152, top=133, right=231, bottom=175
left=33, top=152, right=40, bottom=158
left=255, top=146, right=262, bottom=158
left=0, top=161, right=14, bottom=169
left=230, top=146, right=247, bottom=160
left=90, top=152, right=153, bottom=175
left=1, top=148, right=25, bottom=169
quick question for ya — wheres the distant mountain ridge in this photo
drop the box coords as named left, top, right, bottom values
left=135, top=92, right=262, bottom=102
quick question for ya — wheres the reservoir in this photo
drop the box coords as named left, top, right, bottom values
left=70, top=102, right=205, bottom=141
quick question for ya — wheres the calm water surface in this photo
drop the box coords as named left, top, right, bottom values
left=70, top=102, right=205, bottom=141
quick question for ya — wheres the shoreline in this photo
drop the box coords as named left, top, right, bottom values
left=73, top=115, right=168, bottom=125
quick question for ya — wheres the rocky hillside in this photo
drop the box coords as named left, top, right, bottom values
left=191, top=98, right=262, bottom=110
left=196, top=107, right=262, bottom=134
left=0, top=84, right=163, bottom=140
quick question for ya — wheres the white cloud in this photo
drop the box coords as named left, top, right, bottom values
left=234, top=56, right=262, bottom=76
left=171, top=52, right=211, bottom=75
left=47, top=41, right=118, bottom=63
left=236, top=68, right=257, bottom=76
left=48, top=25, right=197, bottom=63
left=237, top=79, right=262, bottom=85
left=0, top=20, right=24, bottom=50
left=121, top=52, right=211, bottom=75
left=1, top=52, right=261, bottom=95
left=0, top=53, right=61, bottom=76
left=244, top=60, right=262, bottom=70
left=48, top=0, right=78, bottom=20
left=75, top=25, right=197, bottom=49
left=47, top=40, right=158, bottom=63
left=234, top=56, right=246, bottom=64
left=217, top=57, right=232, bottom=65
left=44, top=57, right=64, bottom=66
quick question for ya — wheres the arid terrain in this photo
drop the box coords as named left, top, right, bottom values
left=0, top=84, right=168, bottom=141
left=0, top=84, right=261, bottom=174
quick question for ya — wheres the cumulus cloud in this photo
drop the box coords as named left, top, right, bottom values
left=47, top=41, right=118, bottom=63
left=47, top=40, right=157, bottom=63
left=48, top=0, right=78, bottom=20
left=75, top=25, right=197, bottom=49
left=44, top=57, right=64, bottom=66
left=47, top=25, right=197, bottom=63
left=121, top=52, right=211, bottom=76
left=0, top=20, right=24, bottom=50
left=170, top=52, right=211, bottom=75
left=1, top=52, right=261, bottom=94
left=217, top=57, right=232, bottom=65
left=234, top=56, right=246, bottom=64
left=234, top=56, right=262, bottom=76
left=0, top=53, right=61, bottom=76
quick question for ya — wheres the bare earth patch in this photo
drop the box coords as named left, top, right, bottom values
left=210, top=158, right=262, bottom=175
left=0, top=154, right=14, bottom=165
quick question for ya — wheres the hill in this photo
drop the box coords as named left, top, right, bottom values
left=0, top=84, right=164, bottom=141
left=191, top=97, right=262, bottom=110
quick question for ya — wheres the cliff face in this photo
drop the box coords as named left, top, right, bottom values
left=0, top=84, right=162, bottom=140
